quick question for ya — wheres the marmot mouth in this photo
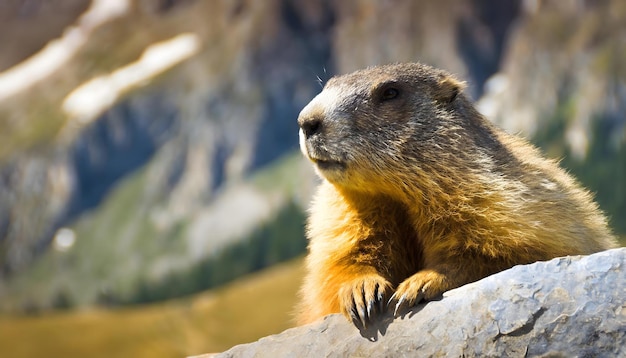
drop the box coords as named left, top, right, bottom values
left=312, top=158, right=346, bottom=171
left=305, top=144, right=346, bottom=171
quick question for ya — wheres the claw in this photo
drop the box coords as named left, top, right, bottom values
left=377, top=290, right=385, bottom=315
left=387, top=292, right=398, bottom=307
left=358, top=286, right=368, bottom=328
left=349, top=296, right=360, bottom=326
left=394, top=294, right=406, bottom=316
left=358, top=305, right=367, bottom=328
left=350, top=310, right=357, bottom=320
left=349, top=307, right=359, bottom=326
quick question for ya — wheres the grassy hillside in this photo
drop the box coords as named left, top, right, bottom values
left=0, top=257, right=304, bottom=358
left=1, top=150, right=311, bottom=312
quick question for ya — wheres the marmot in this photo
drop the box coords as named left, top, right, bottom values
left=296, top=62, right=618, bottom=327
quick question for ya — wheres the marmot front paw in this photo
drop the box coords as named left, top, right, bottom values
left=338, top=274, right=392, bottom=328
left=389, top=270, right=449, bottom=315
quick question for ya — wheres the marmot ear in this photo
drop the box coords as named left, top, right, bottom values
left=434, top=76, right=466, bottom=104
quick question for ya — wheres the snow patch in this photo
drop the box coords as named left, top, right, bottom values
left=62, top=33, right=201, bottom=122
left=0, top=0, right=130, bottom=101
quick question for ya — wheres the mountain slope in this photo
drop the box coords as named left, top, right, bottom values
left=1, top=0, right=624, bottom=317
left=1, top=151, right=313, bottom=311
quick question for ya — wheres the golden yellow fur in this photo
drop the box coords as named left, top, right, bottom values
left=296, top=63, right=618, bottom=326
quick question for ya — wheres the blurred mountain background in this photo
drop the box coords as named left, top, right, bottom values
left=0, top=0, right=624, bottom=357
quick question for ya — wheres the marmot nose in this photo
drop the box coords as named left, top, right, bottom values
left=299, top=115, right=323, bottom=138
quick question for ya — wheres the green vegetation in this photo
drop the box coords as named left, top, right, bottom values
left=533, top=104, right=626, bottom=240
left=126, top=200, right=307, bottom=304
left=252, top=151, right=306, bottom=192
left=0, top=163, right=179, bottom=312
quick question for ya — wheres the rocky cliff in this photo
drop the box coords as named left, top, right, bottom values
left=215, top=248, right=626, bottom=357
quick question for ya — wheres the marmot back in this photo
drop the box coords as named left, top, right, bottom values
left=296, top=62, right=618, bottom=327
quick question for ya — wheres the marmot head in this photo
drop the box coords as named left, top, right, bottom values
left=298, top=63, right=483, bottom=194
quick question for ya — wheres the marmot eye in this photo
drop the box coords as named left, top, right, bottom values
left=381, top=87, right=399, bottom=101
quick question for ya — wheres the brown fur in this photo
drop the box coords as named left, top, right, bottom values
left=296, top=63, right=618, bottom=326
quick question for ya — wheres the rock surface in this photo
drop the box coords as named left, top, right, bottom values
left=217, top=248, right=626, bottom=357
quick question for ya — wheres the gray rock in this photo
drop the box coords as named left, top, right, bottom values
left=217, top=248, right=626, bottom=357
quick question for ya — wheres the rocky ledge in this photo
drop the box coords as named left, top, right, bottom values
left=215, top=248, right=625, bottom=357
